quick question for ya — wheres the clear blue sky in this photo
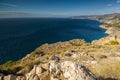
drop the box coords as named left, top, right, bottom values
left=0, top=0, right=120, bottom=17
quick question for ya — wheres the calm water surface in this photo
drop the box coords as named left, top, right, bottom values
left=0, top=18, right=107, bottom=64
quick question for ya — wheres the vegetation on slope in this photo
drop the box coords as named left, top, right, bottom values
left=0, top=39, right=120, bottom=80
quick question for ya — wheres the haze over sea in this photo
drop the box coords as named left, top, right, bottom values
left=0, top=18, right=107, bottom=64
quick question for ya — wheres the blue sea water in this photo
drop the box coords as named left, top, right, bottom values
left=0, top=18, right=107, bottom=64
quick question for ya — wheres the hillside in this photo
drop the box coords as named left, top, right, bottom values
left=0, top=14, right=120, bottom=80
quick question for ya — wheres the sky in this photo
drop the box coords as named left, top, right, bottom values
left=0, top=0, right=120, bottom=17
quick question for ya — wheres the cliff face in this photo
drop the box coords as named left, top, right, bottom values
left=0, top=14, right=120, bottom=80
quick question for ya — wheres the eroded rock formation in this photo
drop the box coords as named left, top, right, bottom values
left=0, top=56, right=97, bottom=80
left=49, top=57, right=97, bottom=80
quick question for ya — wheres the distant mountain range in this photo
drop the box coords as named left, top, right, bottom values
left=1, top=11, right=120, bottom=19
left=71, top=13, right=120, bottom=20
left=0, top=12, right=66, bottom=18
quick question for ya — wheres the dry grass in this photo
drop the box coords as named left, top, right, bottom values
left=0, top=39, right=120, bottom=80
left=88, top=60, right=120, bottom=80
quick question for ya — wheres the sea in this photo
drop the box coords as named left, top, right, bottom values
left=0, top=18, right=108, bottom=64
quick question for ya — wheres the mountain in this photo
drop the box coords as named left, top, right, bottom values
left=71, top=15, right=100, bottom=19
left=71, top=13, right=120, bottom=20
left=0, top=12, right=65, bottom=18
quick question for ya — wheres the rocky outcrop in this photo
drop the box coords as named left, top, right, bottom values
left=25, top=65, right=41, bottom=80
left=16, top=76, right=25, bottom=80
left=0, top=56, right=98, bottom=80
left=49, top=56, right=97, bottom=80
left=4, top=75, right=16, bottom=80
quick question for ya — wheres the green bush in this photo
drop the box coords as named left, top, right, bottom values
left=108, top=23, right=120, bottom=28
left=1, top=60, right=14, bottom=69
left=109, top=40, right=119, bottom=45
left=0, top=60, right=20, bottom=70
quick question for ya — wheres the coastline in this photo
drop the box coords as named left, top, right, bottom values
left=0, top=17, right=120, bottom=80
left=0, top=18, right=107, bottom=64
left=92, top=18, right=120, bottom=45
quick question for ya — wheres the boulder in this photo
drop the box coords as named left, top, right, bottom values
left=25, top=65, right=42, bottom=80
left=4, top=75, right=16, bottom=80
left=16, top=76, right=26, bottom=80
left=49, top=59, right=97, bottom=80
left=0, top=73, right=4, bottom=80
left=28, top=74, right=40, bottom=80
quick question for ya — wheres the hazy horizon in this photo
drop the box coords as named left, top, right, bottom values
left=0, top=0, right=120, bottom=18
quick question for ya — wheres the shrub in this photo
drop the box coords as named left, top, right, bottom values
left=0, top=60, right=19, bottom=70
left=69, top=39, right=87, bottom=46
left=0, top=60, right=21, bottom=74
left=99, top=55, right=107, bottom=59
left=65, top=53, right=73, bottom=57
left=2, top=60, right=14, bottom=68
left=109, top=40, right=119, bottom=45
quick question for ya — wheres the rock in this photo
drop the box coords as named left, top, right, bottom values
left=49, top=60, right=62, bottom=80
left=0, top=73, right=4, bottom=80
left=49, top=59, right=97, bottom=80
left=28, top=74, right=40, bottom=80
left=0, top=76, right=2, bottom=80
left=51, top=55, right=61, bottom=62
left=30, top=65, right=41, bottom=75
left=41, top=63, right=49, bottom=70
left=25, top=64, right=45, bottom=80
left=4, top=75, right=16, bottom=80
left=16, top=76, right=26, bottom=80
